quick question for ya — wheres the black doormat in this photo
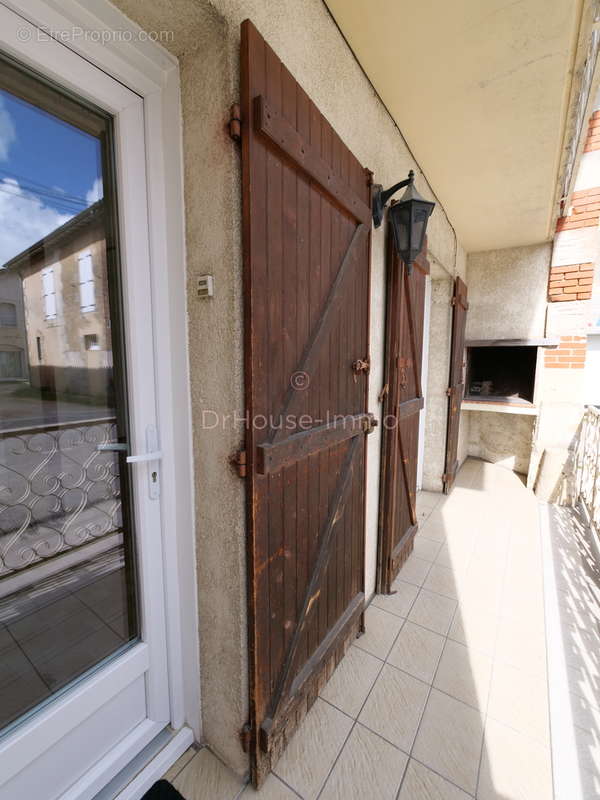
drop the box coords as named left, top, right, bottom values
left=141, top=780, right=186, bottom=800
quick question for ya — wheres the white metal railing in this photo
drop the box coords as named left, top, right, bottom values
left=574, top=405, right=600, bottom=535
left=0, top=417, right=121, bottom=576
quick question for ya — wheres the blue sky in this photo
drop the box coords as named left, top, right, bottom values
left=0, top=88, right=103, bottom=264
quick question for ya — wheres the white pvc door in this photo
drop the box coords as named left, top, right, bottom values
left=0, top=7, right=170, bottom=798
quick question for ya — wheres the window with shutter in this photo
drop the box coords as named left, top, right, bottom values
left=78, top=252, right=96, bottom=313
left=0, top=302, right=17, bottom=327
left=41, top=266, right=57, bottom=320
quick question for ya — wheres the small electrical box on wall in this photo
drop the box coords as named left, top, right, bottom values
left=197, top=275, right=214, bottom=298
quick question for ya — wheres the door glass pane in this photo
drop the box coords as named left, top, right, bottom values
left=0, top=55, right=138, bottom=733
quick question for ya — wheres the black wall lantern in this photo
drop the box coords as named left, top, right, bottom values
left=372, top=170, right=435, bottom=272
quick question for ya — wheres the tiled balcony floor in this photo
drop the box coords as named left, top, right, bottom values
left=162, top=458, right=600, bottom=799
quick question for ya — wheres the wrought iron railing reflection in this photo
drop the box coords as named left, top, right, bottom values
left=0, top=417, right=122, bottom=577
left=574, top=405, right=600, bottom=537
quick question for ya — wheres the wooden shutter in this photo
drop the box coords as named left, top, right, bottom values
left=241, top=19, right=373, bottom=786
left=443, top=276, right=468, bottom=493
left=377, top=226, right=428, bottom=594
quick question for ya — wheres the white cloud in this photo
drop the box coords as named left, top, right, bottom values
left=0, top=178, right=72, bottom=265
left=86, top=177, right=103, bottom=205
left=0, top=96, right=16, bottom=162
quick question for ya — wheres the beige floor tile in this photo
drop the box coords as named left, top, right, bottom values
left=423, top=564, right=459, bottom=600
left=408, top=589, right=457, bottom=636
left=417, top=516, right=447, bottom=543
left=435, top=541, right=472, bottom=570
left=412, top=536, right=443, bottom=563
left=355, top=605, right=403, bottom=660
left=241, top=773, right=299, bottom=798
left=448, top=608, right=498, bottom=656
left=412, top=689, right=484, bottom=795
left=273, top=698, right=352, bottom=799
left=433, top=639, right=492, bottom=711
left=371, top=579, right=419, bottom=619
left=387, top=621, right=445, bottom=684
left=487, top=661, right=550, bottom=745
left=319, top=723, right=408, bottom=800
left=495, top=616, right=547, bottom=676
left=396, top=554, right=432, bottom=587
left=173, top=748, right=243, bottom=800
left=163, top=747, right=198, bottom=783
left=320, top=644, right=382, bottom=718
left=478, top=718, right=553, bottom=800
left=398, top=758, right=472, bottom=800
left=358, top=664, right=429, bottom=752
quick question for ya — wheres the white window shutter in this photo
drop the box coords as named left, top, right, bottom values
left=42, top=267, right=57, bottom=320
left=78, top=253, right=96, bottom=312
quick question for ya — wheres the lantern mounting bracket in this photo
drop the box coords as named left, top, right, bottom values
left=372, top=169, right=415, bottom=228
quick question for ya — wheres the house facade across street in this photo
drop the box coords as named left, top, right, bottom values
left=0, top=1, right=600, bottom=798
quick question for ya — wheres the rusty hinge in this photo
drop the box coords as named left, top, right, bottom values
left=240, top=722, right=251, bottom=753
left=446, top=387, right=453, bottom=397
left=364, top=413, right=378, bottom=434
left=228, top=103, right=241, bottom=142
left=352, top=357, right=370, bottom=382
left=378, top=382, right=389, bottom=403
left=230, top=449, right=247, bottom=478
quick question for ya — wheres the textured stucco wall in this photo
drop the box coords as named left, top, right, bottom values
left=112, top=0, right=464, bottom=776
left=422, top=276, right=452, bottom=492
left=467, top=411, right=535, bottom=475
left=466, top=243, right=552, bottom=340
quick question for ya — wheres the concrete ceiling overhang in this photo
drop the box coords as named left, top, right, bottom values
left=325, top=0, right=589, bottom=252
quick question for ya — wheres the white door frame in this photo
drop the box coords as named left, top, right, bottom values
left=0, top=0, right=199, bottom=785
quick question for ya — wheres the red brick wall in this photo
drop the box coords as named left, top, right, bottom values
left=548, top=263, right=593, bottom=302
left=544, top=336, right=587, bottom=368
left=556, top=188, right=600, bottom=232
left=584, top=110, right=600, bottom=153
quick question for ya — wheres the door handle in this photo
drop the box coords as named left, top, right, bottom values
left=95, top=443, right=163, bottom=462
left=126, top=451, right=163, bottom=463
left=96, top=425, right=161, bottom=500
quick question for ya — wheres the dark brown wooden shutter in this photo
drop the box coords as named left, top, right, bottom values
left=443, top=276, right=468, bottom=493
left=240, top=20, right=373, bottom=786
left=376, top=226, right=429, bottom=594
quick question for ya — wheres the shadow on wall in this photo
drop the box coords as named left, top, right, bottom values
left=543, top=504, right=600, bottom=798
left=542, top=407, right=598, bottom=508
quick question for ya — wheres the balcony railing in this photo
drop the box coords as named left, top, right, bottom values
left=0, top=417, right=121, bottom=579
left=574, top=404, right=600, bottom=536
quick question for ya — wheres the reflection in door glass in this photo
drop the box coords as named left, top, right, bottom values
left=0, top=56, right=138, bottom=733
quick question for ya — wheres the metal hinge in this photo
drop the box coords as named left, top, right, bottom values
left=446, top=387, right=453, bottom=397
left=240, top=722, right=251, bottom=753
left=230, top=449, right=247, bottom=478
left=378, top=383, right=389, bottom=403
left=228, top=103, right=241, bottom=142
left=352, top=357, right=370, bottom=382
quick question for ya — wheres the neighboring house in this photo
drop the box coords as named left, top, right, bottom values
left=0, top=2, right=600, bottom=799
left=0, top=269, right=27, bottom=380
left=2, top=201, right=112, bottom=401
